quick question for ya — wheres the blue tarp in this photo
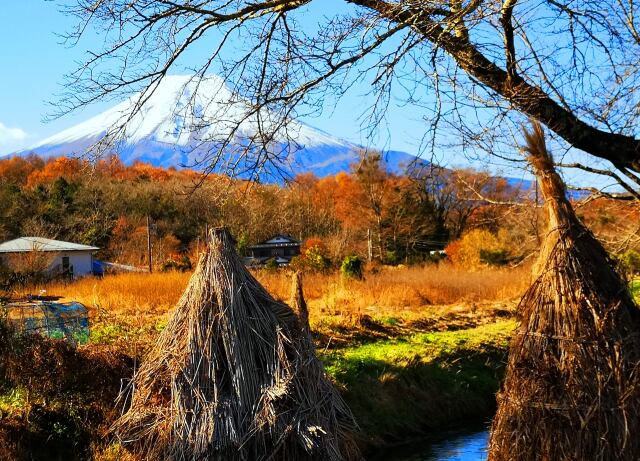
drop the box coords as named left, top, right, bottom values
left=5, top=301, right=90, bottom=344
left=92, top=259, right=104, bottom=276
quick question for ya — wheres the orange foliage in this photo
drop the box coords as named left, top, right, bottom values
left=302, top=237, right=326, bottom=254
left=26, top=157, right=85, bottom=187
left=445, top=229, right=509, bottom=269
left=95, top=154, right=127, bottom=178
left=316, top=172, right=370, bottom=232
left=0, top=156, right=43, bottom=184
left=5, top=153, right=227, bottom=188
left=126, top=161, right=173, bottom=181
left=444, top=240, right=462, bottom=264
left=293, top=172, right=319, bottom=189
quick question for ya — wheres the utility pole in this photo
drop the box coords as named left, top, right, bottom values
left=147, top=215, right=153, bottom=273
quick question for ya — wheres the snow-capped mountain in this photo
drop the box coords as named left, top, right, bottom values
left=10, top=75, right=419, bottom=178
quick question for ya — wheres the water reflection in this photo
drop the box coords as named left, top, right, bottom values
left=373, top=429, right=489, bottom=461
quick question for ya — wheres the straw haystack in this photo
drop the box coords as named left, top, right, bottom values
left=113, top=229, right=361, bottom=461
left=488, top=122, right=640, bottom=460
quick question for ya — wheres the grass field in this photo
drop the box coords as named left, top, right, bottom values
left=19, top=264, right=640, bottom=458
left=321, top=320, right=515, bottom=442
left=24, top=263, right=529, bottom=352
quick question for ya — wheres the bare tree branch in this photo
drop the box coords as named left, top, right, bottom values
left=56, top=0, right=640, bottom=187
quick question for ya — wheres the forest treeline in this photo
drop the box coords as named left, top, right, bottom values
left=0, top=153, right=637, bottom=271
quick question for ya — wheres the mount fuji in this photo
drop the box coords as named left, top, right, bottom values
left=9, top=75, right=420, bottom=178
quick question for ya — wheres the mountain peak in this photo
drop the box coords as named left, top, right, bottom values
left=11, top=74, right=418, bottom=178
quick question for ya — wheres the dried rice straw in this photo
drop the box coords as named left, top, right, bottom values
left=112, top=229, right=361, bottom=460
left=488, top=122, right=640, bottom=461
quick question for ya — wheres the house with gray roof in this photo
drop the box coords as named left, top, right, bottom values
left=0, top=237, right=99, bottom=278
left=245, top=234, right=301, bottom=266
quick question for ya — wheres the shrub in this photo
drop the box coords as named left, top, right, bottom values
left=480, top=249, right=509, bottom=266
left=615, top=250, right=640, bottom=278
left=265, top=258, right=279, bottom=272
left=160, top=255, right=192, bottom=272
left=0, top=265, right=12, bottom=300
left=288, top=256, right=305, bottom=272
left=235, top=234, right=249, bottom=256
left=0, top=321, right=134, bottom=460
left=341, top=255, right=363, bottom=280
left=289, top=245, right=331, bottom=273
left=161, top=260, right=179, bottom=272
left=305, top=245, right=331, bottom=272
left=0, top=266, right=49, bottom=297
left=178, top=255, right=193, bottom=271
left=425, top=251, right=446, bottom=264
left=384, top=251, right=399, bottom=265
left=445, top=229, right=511, bottom=269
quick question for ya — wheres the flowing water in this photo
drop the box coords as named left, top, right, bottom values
left=371, top=427, right=489, bottom=461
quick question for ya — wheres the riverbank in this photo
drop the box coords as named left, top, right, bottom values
left=323, top=321, right=514, bottom=448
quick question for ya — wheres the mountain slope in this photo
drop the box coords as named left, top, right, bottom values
left=11, top=75, right=419, bottom=178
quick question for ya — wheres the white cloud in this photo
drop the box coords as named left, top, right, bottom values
left=0, top=122, right=28, bottom=153
left=0, top=122, right=27, bottom=143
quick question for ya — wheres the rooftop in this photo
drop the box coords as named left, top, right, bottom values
left=248, top=234, right=301, bottom=249
left=0, top=237, right=99, bottom=253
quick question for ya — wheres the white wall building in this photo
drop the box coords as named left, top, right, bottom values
left=0, top=237, right=99, bottom=278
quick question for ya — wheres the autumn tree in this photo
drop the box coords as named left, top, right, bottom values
left=0, top=155, right=43, bottom=186
left=352, top=152, right=391, bottom=260
left=26, top=157, right=84, bottom=188
left=314, top=172, right=369, bottom=259
left=385, top=175, right=449, bottom=261
left=282, top=173, right=340, bottom=239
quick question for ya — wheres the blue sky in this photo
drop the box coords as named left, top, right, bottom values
left=0, top=2, right=111, bottom=151
left=0, top=1, right=434, bottom=160
left=0, top=1, right=619, bottom=190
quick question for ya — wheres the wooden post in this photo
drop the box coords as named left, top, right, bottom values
left=147, top=215, right=153, bottom=273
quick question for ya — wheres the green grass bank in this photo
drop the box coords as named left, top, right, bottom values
left=322, top=321, right=515, bottom=447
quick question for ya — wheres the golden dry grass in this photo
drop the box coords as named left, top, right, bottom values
left=25, top=263, right=529, bottom=349
left=40, top=271, right=190, bottom=326
left=21, top=272, right=192, bottom=352
left=257, top=263, right=530, bottom=315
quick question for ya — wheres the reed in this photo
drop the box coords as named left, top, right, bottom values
left=37, top=263, right=530, bottom=348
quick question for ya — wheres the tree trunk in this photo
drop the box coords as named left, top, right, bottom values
left=347, top=0, right=640, bottom=173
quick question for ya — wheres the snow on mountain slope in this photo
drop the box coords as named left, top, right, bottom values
left=11, top=74, right=420, bottom=178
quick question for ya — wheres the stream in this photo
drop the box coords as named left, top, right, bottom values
left=371, top=426, right=489, bottom=461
